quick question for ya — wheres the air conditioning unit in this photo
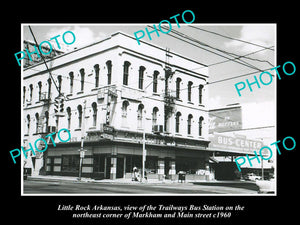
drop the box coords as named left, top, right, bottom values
left=47, top=126, right=56, bottom=133
left=152, top=125, right=163, bottom=134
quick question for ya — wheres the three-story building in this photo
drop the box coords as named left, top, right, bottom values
left=22, top=31, right=211, bottom=180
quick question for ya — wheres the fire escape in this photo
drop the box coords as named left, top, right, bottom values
left=163, top=48, right=176, bottom=136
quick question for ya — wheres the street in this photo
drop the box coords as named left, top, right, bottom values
left=23, top=179, right=258, bottom=194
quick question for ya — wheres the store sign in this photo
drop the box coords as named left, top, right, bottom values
left=209, top=133, right=263, bottom=153
left=209, top=106, right=242, bottom=133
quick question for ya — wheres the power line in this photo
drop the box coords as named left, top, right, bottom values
left=188, top=25, right=275, bottom=51
left=155, top=25, right=266, bottom=73
left=28, top=26, right=61, bottom=96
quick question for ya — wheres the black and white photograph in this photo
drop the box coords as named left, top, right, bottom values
left=4, top=5, right=298, bottom=224
left=21, top=23, right=276, bottom=195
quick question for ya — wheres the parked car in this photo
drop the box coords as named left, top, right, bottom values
left=256, top=178, right=275, bottom=193
left=245, top=173, right=261, bottom=181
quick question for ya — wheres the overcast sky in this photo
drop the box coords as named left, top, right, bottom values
left=22, top=24, right=276, bottom=128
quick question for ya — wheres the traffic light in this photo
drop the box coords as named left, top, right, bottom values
left=54, top=96, right=64, bottom=113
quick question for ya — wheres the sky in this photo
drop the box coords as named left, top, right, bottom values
left=22, top=23, right=276, bottom=129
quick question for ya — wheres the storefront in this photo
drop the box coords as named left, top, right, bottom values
left=45, top=129, right=211, bottom=181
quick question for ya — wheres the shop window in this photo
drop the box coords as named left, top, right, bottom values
left=93, top=155, right=105, bottom=173
left=61, top=155, right=80, bottom=173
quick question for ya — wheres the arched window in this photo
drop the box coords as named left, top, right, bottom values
left=187, top=114, right=193, bottom=135
left=152, top=107, right=159, bottom=126
left=106, top=60, right=112, bottom=85
left=66, top=107, right=71, bottom=130
left=35, top=113, right=39, bottom=133
left=122, top=101, right=129, bottom=127
left=94, top=64, right=100, bottom=88
left=176, top=77, right=181, bottom=99
left=47, top=78, right=51, bottom=99
left=77, top=105, right=83, bottom=128
left=188, top=81, right=193, bottom=102
left=57, top=75, right=62, bottom=93
left=44, top=111, right=49, bottom=133
left=26, top=114, right=31, bottom=135
left=29, top=84, right=33, bottom=102
left=199, top=116, right=204, bottom=136
left=69, top=72, right=74, bottom=93
left=123, top=61, right=131, bottom=85
left=92, top=102, right=97, bottom=126
left=23, top=86, right=26, bottom=105
left=175, top=112, right=181, bottom=133
left=79, top=68, right=85, bottom=91
left=199, top=85, right=204, bottom=104
left=138, top=66, right=145, bottom=90
left=153, top=71, right=159, bottom=93
left=38, top=81, right=42, bottom=101
left=137, top=104, right=144, bottom=129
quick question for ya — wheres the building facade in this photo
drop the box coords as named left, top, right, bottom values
left=22, top=31, right=211, bottom=180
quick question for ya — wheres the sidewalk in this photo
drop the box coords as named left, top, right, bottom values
left=26, top=175, right=181, bottom=184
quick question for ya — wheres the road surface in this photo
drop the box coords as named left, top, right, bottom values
left=23, top=179, right=258, bottom=194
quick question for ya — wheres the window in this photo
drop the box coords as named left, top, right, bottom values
left=57, top=75, right=62, bottom=94
left=66, top=107, right=71, bottom=130
left=122, top=101, right=129, bottom=127
left=153, top=71, right=159, bottom=93
left=93, top=155, right=105, bottom=173
left=80, top=68, right=85, bottom=92
left=137, top=104, right=144, bottom=129
left=176, top=78, right=181, bottom=99
left=123, top=61, right=130, bottom=85
left=47, top=78, right=52, bottom=99
left=187, top=114, right=193, bottom=135
left=175, top=112, right=181, bottom=133
left=38, top=82, right=42, bottom=101
left=199, top=85, right=204, bottom=104
left=92, top=102, right=97, bottom=127
left=26, top=114, right=30, bottom=135
left=44, top=111, right=49, bottom=133
left=69, top=72, right=74, bottom=93
left=23, top=86, right=26, bottom=105
left=152, top=107, right=159, bottom=126
left=106, top=60, right=112, bottom=85
left=61, top=155, right=80, bottom=173
left=35, top=113, right=39, bottom=133
left=77, top=105, right=83, bottom=128
left=199, top=116, right=204, bottom=136
left=94, top=64, right=100, bottom=88
left=188, top=81, right=193, bottom=102
left=29, top=84, right=33, bottom=102
left=138, top=66, right=145, bottom=90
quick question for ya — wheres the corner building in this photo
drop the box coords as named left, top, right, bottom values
left=22, top=31, right=210, bottom=180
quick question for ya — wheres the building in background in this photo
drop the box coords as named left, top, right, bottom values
left=23, top=40, right=65, bottom=68
left=208, top=104, right=275, bottom=180
left=22, top=31, right=211, bottom=181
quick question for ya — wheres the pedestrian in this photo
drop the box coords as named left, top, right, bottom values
left=132, top=167, right=139, bottom=181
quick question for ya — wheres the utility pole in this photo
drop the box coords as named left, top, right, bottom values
left=78, top=100, right=87, bottom=181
